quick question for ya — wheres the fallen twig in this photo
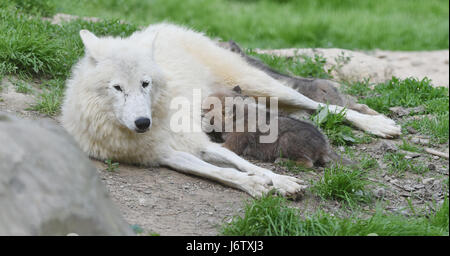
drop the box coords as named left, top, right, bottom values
left=424, top=148, right=449, bottom=159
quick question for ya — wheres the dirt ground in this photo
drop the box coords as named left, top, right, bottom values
left=1, top=48, right=448, bottom=236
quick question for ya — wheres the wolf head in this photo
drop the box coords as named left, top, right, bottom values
left=77, top=29, right=165, bottom=133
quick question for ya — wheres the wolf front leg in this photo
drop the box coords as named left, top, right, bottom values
left=157, top=150, right=274, bottom=198
left=200, top=144, right=307, bottom=199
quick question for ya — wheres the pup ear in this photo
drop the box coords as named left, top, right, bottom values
left=79, top=30, right=101, bottom=61
left=233, top=85, right=242, bottom=94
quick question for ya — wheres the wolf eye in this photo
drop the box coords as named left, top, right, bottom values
left=113, top=85, right=123, bottom=92
left=142, top=81, right=150, bottom=88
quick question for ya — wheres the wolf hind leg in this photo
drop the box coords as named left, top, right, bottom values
left=196, top=41, right=400, bottom=138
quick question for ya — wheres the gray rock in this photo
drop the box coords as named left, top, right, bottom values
left=0, top=112, right=133, bottom=235
left=406, top=126, right=418, bottom=134
left=422, top=178, right=435, bottom=185
left=374, top=187, right=386, bottom=198
left=378, top=140, right=398, bottom=152
left=410, top=136, right=430, bottom=145
left=389, top=106, right=425, bottom=117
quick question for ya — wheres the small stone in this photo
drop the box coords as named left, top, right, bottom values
left=389, top=106, right=409, bottom=117
left=406, top=127, right=418, bottom=134
left=402, top=151, right=421, bottom=159
left=432, top=155, right=440, bottom=160
left=428, top=164, right=436, bottom=171
left=411, top=137, right=429, bottom=145
left=374, top=187, right=385, bottom=198
left=422, top=178, right=435, bottom=184
left=138, top=198, right=146, bottom=206
left=379, top=140, right=397, bottom=152
left=414, top=184, right=425, bottom=190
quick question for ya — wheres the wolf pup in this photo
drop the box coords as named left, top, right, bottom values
left=204, top=86, right=349, bottom=167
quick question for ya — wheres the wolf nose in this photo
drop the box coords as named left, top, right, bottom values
left=135, top=117, right=151, bottom=130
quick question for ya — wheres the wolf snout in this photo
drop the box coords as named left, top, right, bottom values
left=135, top=117, right=151, bottom=132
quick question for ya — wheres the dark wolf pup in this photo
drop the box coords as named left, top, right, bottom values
left=204, top=86, right=349, bottom=168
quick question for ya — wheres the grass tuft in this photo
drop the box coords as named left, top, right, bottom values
left=311, top=164, right=371, bottom=204
left=222, top=194, right=449, bottom=236
left=383, top=152, right=428, bottom=176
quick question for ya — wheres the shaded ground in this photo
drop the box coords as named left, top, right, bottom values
left=1, top=48, right=448, bottom=236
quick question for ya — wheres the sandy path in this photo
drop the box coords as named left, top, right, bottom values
left=258, top=48, right=449, bottom=87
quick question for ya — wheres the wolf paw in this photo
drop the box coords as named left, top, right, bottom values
left=350, top=113, right=401, bottom=138
left=269, top=174, right=308, bottom=200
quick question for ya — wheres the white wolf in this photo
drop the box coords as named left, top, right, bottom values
left=61, top=23, right=401, bottom=198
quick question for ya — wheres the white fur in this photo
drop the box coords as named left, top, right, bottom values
left=62, top=23, right=400, bottom=197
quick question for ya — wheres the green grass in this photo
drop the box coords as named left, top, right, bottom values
left=49, top=0, right=449, bottom=50
left=248, top=51, right=335, bottom=79
left=398, top=139, right=422, bottom=153
left=11, top=79, right=33, bottom=94
left=383, top=152, right=428, bottom=176
left=405, top=114, right=449, bottom=144
left=346, top=77, right=449, bottom=115
left=310, top=106, right=358, bottom=146
left=29, top=79, right=64, bottom=116
left=345, top=77, right=449, bottom=143
left=221, top=194, right=449, bottom=236
left=0, top=8, right=138, bottom=80
left=311, top=164, right=371, bottom=204
left=105, top=159, right=120, bottom=172
left=0, top=0, right=56, bottom=17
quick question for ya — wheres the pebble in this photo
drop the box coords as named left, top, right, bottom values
left=374, top=187, right=385, bottom=198
left=411, top=137, right=429, bottom=145
left=403, top=151, right=421, bottom=159
left=379, top=140, right=397, bottom=152
left=422, top=178, right=435, bottom=184
left=138, top=198, right=147, bottom=206
left=406, top=127, right=418, bottom=134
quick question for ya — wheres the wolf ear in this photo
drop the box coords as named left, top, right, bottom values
left=79, top=30, right=101, bottom=61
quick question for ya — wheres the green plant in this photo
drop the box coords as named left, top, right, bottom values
left=383, top=152, right=427, bottom=175
left=221, top=194, right=449, bottom=236
left=398, top=139, right=422, bottom=153
left=311, top=164, right=371, bottom=204
left=49, top=0, right=449, bottom=50
left=12, top=80, right=33, bottom=94
left=356, top=77, right=448, bottom=114
left=311, top=106, right=357, bottom=146
left=105, top=159, right=119, bottom=172
left=30, top=80, right=64, bottom=116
